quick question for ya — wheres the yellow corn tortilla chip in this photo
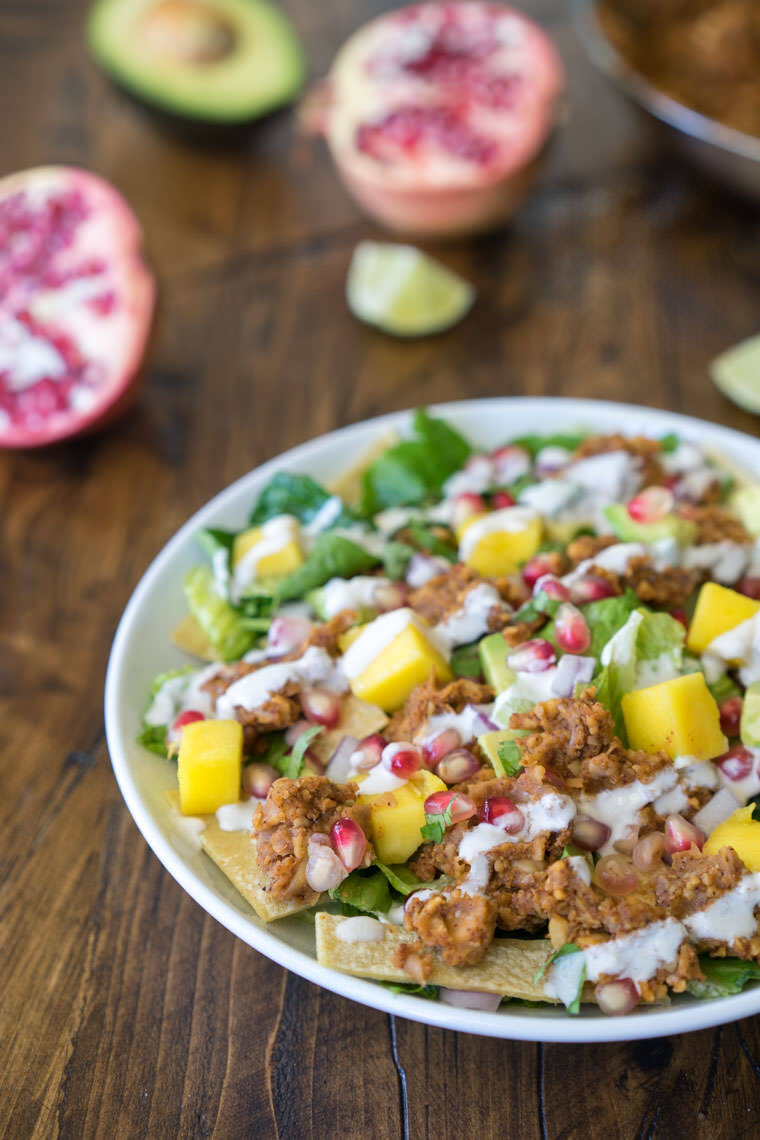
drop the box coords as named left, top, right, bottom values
left=310, top=695, right=387, bottom=767
left=315, top=913, right=556, bottom=1001
left=328, top=429, right=401, bottom=507
left=171, top=613, right=218, bottom=661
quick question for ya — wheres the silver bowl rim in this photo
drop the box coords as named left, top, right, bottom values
left=572, top=0, right=760, bottom=164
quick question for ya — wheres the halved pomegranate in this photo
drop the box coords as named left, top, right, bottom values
left=309, top=3, right=564, bottom=237
left=0, top=166, right=155, bottom=448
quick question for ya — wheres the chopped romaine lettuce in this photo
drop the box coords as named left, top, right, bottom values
left=248, top=472, right=359, bottom=529
left=374, top=862, right=428, bottom=896
left=361, top=408, right=472, bottom=514
left=509, top=432, right=588, bottom=458
left=138, top=666, right=197, bottom=755
left=450, top=642, right=484, bottom=678
left=687, top=956, right=760, bottom=999
left=183, top=564, right=257, bottom=661
left=138, top=723, right=170, bottom=757
left=380, top=981, right=439, bottom=999
left=329, top=868, right=392, bottom=915
left=275, top=534, right=377, bottom=601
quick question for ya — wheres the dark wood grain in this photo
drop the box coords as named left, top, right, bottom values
left=3, top=1, right=760, bottom=1137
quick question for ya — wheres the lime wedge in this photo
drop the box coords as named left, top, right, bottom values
left=346, top=241, right=475, bottom=337
left=711, top=333, right=760, bottom=414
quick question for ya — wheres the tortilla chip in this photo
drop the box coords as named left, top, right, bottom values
left=328, top=429, right=401, bottom=508
left=311, top=695, right=388, bottom=767
left=171, top=614, right=218, bottom=661
left=315, top=913, right=556, bottom=1001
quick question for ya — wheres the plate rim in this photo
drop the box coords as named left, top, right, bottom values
left=105, top=396, right=760, bottom=1043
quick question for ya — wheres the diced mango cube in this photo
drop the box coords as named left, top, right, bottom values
left=686, top=582, right=760, bottom=655
left=177, top=719, right=243, bottom=815
left=621, top=672, right=727, bottom=761
left=345, top=613, right=452, bottom=712
left=338, top=625, right=363, bottom=654
left=703, top=805, right=760, bottom=870
left=358, top=770, right=447, bottom=863
left=232, top=524, right=303, bottom=578
left=459, top=507, right=542, bottom=576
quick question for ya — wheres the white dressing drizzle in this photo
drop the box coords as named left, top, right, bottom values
left=434, top=582, right=503, bottom=649
left=336, top=916, right=386, bottom=943
left=579, top=768, right=680, bottom=856
left=683, top=873, right=760, bottom=943
left=216, top=646, right=347, bottom=716
left=216, top=799, right=257, bottom=832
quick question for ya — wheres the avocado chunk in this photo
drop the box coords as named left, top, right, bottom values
left=604, top=503, right=697, bottom=545
left=88, top=0, right=305, bottom=123
left=479, top=632, right=516, bottom=694
left=741, top=682, right=760, bottom=747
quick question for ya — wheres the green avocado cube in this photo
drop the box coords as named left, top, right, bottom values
left=740, top=681, right=760, bottom=747
left=604, top=503, right=697, bottom=545
left=479, top=632, right=516, bottom=694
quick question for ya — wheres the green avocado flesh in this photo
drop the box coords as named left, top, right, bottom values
left=479, top=632, right=516, bottom=695
left=741, top=682, right=760, bottom=747
left=87, top=0, right=305, bottom=123
left=604, top=503, right=697, bottom=545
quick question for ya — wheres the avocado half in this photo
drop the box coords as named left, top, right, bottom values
left=87, top=0, right=305, bottom=124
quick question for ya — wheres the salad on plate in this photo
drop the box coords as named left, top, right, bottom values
left=137, top=409, right=760, bottom=1016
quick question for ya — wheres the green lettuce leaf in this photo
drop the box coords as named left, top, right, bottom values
left=374, top=862, right=428, bottom=896
left=138, top=666, right=198, bottom=757
left=583, top=590, right=641, bottom=659
left=183, top=564, right=257, bottom=661
left=401, top=521, right=457, bottom=561
left=329, top=868, right=392, bottom=915
left=687, top=957, right=760, bottom=999
left=509, top=432, right=588, bottom=458
left=450, top=642, right=484, bottom=679
left=280, top=725, right=323, bottom=779
left=248, top=472, right=358, bottom=529
left=380, top=981, right=439, bottom=999
left=380, top=540, right=416, bottom=581
left=361, top=408, right=472, bottom=514
left=138, top=724, right=170, bottom=757
left=275, top=534, right=377, bottom=602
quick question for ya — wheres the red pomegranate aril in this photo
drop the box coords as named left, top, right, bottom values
left=555, top=603, right=591, bottom=654
left=453, top=491, right=487, bottom=528
left=717, top=745, right=754, bottom=783
left=570, top=576, right=617, bottom=604
left=670, top=607, right=689, bottom=631
left=632, top=832, right=666, bottom=873
left=242, top=763, right=279, bottom=800
left=330, top=817, right=368, bottom=872
left=422, top=727, right=463, bottom=767
left=571, top=815, right=612, bottom=852
left=506, top=638, right=556, bottom=674
left=534, top=574, right=570, bottom=601
left=171, top=709, right=205, bottom=733
left=522, top=553, right=558, bottom=590
left=627, top=486, right=674, bottom=524
left=352, top=734, right=386, bottom=771
left=305, top=839, right=347, bottom=892
left=491, top=490, right=515, bottom=509
left=285, top=719, right=312, bottom=747
left=737, top=577, right=760, bottom=600
left=436, top=748, right=482, bottom=785
left=382, top=742, right=422, bottom=778
left=595, top=854, right=639, bottom=897
left=424, top=790, right=477, bottom=824
left=479, top=796, right=524, bottom=834
left=301, top=687, right=341, bottom=729
left=373, top=582, right=409, bottom=611
left=719, top=696, right=744, bottom=738
left=664, top=814, right=705, bottom=856
left=595, top=978, right=639, bottom=1017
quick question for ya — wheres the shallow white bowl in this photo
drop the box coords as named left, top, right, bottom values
left=105, top=397, right=760, bottom=1043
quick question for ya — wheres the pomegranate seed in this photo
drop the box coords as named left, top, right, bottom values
left=242, top=763, right=278, bottom=799
left=422, top=727, right=462, bottom=767
left=305, top=838, right=347, bottom=892
left=737, top=577, right=760, bottom=600
left=285, top=719, right=312, bottom=747
left=351, top=734, right=385, bottom=771
left=670, top=607, right=689, bottom=630
left=423, top=790, right=477, bottom=824
left=301, top=688, right=341, bottom=729
left=613, top=824, right=640, bottom=856
left=534, top=574, right=570, bottom=601
left=479, top=796, right=524, bottom=834
left=555, top=603, right=591, bottom=654
left=627, top=486, right=674, bottom=524
left=436, top=748, right=482, bottom=785
left=453, top=492, right=486, bottom=528
left=571, top=815, right=611, bottom=852
left=382, top=741, right=422, bottom=778
left=594, top=854, right=639, bottom=896
left=570, top=576, right=617, bottom=604
left=506, top=638, right=556, bottom=674
left=522, top=553, right=558, bottom=590
left=491, top=491, right=515, bottom=509
left=373, top=582, right=409, bottom=611
left=664, top=814, right=705, bottom=856
left=719, top=697, right=744, bottom=738
left=595, top=978, right=639, bottom=1016
left=267, top=615, right=312, bottom=655
left=330, top=817, right=368, bottom=872
left=169, top=709, right=205, bottom=742
left=632, top=832, right=666, bottom=873
left=717, top=745, right=754, bottom=782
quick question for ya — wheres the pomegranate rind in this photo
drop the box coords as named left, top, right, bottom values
left=0, top=166, right=155, bottom=449
left=319, top=2, right=564, bottom=236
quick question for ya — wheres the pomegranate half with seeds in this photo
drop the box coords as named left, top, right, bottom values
left=0, top=166, right=155, bottom=448
left=311, top=2, right=564, bottom=236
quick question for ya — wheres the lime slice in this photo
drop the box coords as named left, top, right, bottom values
left=711, top=333, right=760, bottom=414
left=346, top=241, right=475, bottom=337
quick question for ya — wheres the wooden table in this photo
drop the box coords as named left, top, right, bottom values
left=3, top=1, right=760, bottom=1136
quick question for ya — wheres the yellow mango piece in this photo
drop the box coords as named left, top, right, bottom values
left=358, top=770, right=447, bottom=863
left=459, top=508, right=542, bottom=576
left=621, top=672, right=727, bottom=761
left=704, top=805, right=760, bottom=871
left=177, top=719, right=243, bottom=816
left=686, top=582, right=760, bottom=655
left=347, top=616, right=452, bottom=712
left=232, top=525, right=303, bottom=578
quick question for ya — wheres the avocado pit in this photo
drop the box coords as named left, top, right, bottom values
left=136, top=0, right=237, bottom=65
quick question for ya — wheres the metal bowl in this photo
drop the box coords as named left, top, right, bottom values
left=572, top=0, right=760, bottom=202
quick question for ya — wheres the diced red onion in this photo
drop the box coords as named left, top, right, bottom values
left=439, top=988, right=502, bottom=1011
left=551, top=655, right=595, bottom=698
left=267, top=615, right=313, bottom=656
left=305, top=837, right=347, bottom=892
left=325, top=735, right=359, bottom=782
left=351, top=734, right=385, bottom=771
left=285, top=719, right=312, bottom=747
left=693, top=788, right=742, bottom=836
left=465, top=703, right=499, bottom=734
left=506, top=638, right=556, bottom=674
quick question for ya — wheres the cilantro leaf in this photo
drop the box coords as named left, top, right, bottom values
left=280, top=725, right=323, bottom=779
left=533, top=942, right=582, bottom=986
left=420, top=796, right=460, bottom=844
left=361, top=408, right=472, bottom=514
left=497, top=739, right=523, bottom=777
left=687, top=956, right=760, bottom=999
left=329, top=868, right=392, bottom=915
left=512, top=590, right=561, bottom=626
left=659, top=432, right=680, bottom=454
left=708, top=674, right=742, bottom=705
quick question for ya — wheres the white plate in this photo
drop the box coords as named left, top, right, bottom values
left=105, top=397, right=760, bottom=1043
